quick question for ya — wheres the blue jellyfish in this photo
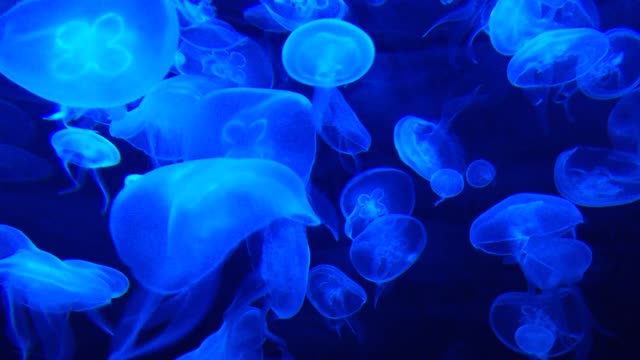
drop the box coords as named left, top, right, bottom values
left=0, top=0, right=179, bottom=107
left=465, top=159, right=496, bottom=188
left=174, top=0, right=216, bottom=27
left=0, top=144, right=52, bottom=183
left=339, top=167, right=415, bottom=240
left=553, top=146, right=640, bottom=207
left=349, top=214, right=427, bottom=305
left=50, top=128, right=121, bottom=213
left=469, top=193, right=584, bottom=256
left=260, top=0, right=349, bottom=31
left=109, top=157, right=320, bottom=294
left=516, top=236, right=592, bottom=290
left=282, top=18, right=375, bottom=87
left=607, top=89, right=640, bottom=153
left=243, top=4, right=289, bottom=33
left=306, top=264, right=367, bottom=336
left=507, top=28, right=610, bottom=89
left=430, top=168, right=465, bottom=206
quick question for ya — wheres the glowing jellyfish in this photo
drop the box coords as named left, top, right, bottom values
left=109, top=157, right=320, bottom=294
left=0, top=0, right=180, bottom=107
left=282, top=18, right=374, bottom=87
left=261, top=0, right=349, bottom=31
left=469, top=193, right=584, bottom=256
left=553, top=146, right=640, bottom=207
left=607, top=89, right=640, bottom=153
left=339, top=167, right=415, bottom=240
left=0, top=144, right=52, bottom=183
left=516, top=236, right=592, bottom=290
left=465, top=159, right=496, bottom=188
left=430, top=168, right=465, bottom=206
left=349, top=214, right=427, bottom=305
left=174, top=0, right=216, bottom=27
left=488, top=0, right=545, bottom=56
left=507, top=28, right=610, bottom=88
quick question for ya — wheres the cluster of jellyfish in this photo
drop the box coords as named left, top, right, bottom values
left=0, top=0, right=637, bottom=359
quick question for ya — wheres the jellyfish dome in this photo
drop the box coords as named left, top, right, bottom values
left=282, top=18, right=375, bottom=87
left=50, top=128, right=121, bottom=170
left=430, top=168, right=465, bottom=205
left=0, top=0, right=180, bottom=107
left=306, top=264, right=367, bottom=320
left=465, top=159, right=496, bottom=188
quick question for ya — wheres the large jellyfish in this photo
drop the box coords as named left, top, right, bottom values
left=607, top=89, right=640, bottom=153
left=0, top=0, right=179, bottom=107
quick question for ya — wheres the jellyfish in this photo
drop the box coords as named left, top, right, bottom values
left=109, top=157, right=320, bottom=294
left=465, top=158, right=496, bottom=188
left=349, top=214, right=427, bottom=305
left=0, top=0, right=179, bottom=107
left=516, top=236, right=593, bottom=290
left=50, top=128, right=121, bottom=213
left=174, top=0, right=216, bottom=27
left=430, top=168, right=465, bottom=206
left=0, top=144, right=52, bottom=183
left=507, top=28, right=610, bottom=89
left=469, top=193, right=584, bottom=256
left=607, top=89, right=640, bottom=153
left=243, top=4, right=289, bottom=33
left=553, top=146, right=640, bottom=207
left=260, top=0, right=349, bottom=31
left=306, top=264, right=367, bottom=336
left=0, top=225, right=129, bottom=360
left=339, top=167, right=415, bottom=239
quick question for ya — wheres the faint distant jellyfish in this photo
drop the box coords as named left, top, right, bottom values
left=465, top=159, right=496, bottom=188
left=507, top=28, right=610, bottom=88
left=469, top=193, right=584, bottom=256
left=0, top=0, right=180, bottom=107
left=430, top=168, right=465, bottom=205
left=243, top=4, right=289, bottom=33
left=50, top=128, right=121, bottom=213
left=261, top=0, right=349, bottom=31
left=340, top=167, right=415, bottom=239
left=0, top=144, right=52, bottom=183
left=553, top=146, right=640, bottom=207
left=0, top=99, right=35, bottom=146
left=349, top=214, right=427, bottom=305
left=607, top=89, right=640, bottom=153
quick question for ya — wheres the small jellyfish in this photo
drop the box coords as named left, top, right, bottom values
left=261, top=0, right=349, bottom=31
left=430, top=168, right=465, bottom=206
left=339, top=167, right=415, bottom=239
left=553, top=146, right=640, bottom=207
left=507, top=28, right=610, bottom=88
left=607, top=89, right=640, bottom=153
left=50, top=128, right=121, bottom=213
left=465, top=159, right=496, bottom=188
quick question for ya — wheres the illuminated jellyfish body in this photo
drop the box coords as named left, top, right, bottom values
left=339, top=167, right=415, bottom=240
left=516, top=236, right=592, bottom=290
left=260, top=0, right=349, bottom=31
left=469, top=193, right=584, bottom=256
left=0, top=0, right=179, bottom=107
left=243, top=4, right=289, bottom=33
left=349, top=214, right=427, bottom=305
left=174, top=0, right=216, bottom=26
left=306, top=264, right=367, bottom=335
left=489, top=289, right=592, bottom=359
left=507, top=28, right=610, bottom=89
left=50, top=128, right=121, bottom=212
left=578, top=28, right=640, bottom=100
left=553, top=146, right=640, bottom=207
left=0, top=225, right=129, bottom=360
left=0, top=144, right=52, bottom=183
left=608, top=89, right=640, bottom=153
left=109, top=75, right=222, bottom=163
left=0, top=99, right=35, bottom=146
left=182, top=87, right=317, bottom=180
left=430, top=168, right=465, bottom=206
left=465, top=159, right=496, bottom=188
left=109, top=157, right=320, bottom=294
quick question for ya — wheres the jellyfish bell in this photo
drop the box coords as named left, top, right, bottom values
left=465, top=159, right=496, bottom=188
left=430, top=168, right=465, bottom=206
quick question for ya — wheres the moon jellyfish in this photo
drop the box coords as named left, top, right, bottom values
left=282, top=18, right=375, bottom=87
left=514, top=323, right=556, bottom=358
left=0, top=144, right=52, bottom=183
left=0, top=0, right=180, bottom=107
left=430, top=168, right=465, bottom=206
left=507, top=28, right=610, bottom=88
left=469, top=193, right=584, bottom=256
left=349, top=214, right=427, bottom=305
left=553, top=146, right=640, bottom=207
left=109, top=158, right=320, bottom=294
left=243, top=4, right=289, bottom=33
left=607, top=89, right=640, bottom=153
left=577, top=28, right=640, bottom=100
left=517, top=236, right=593, bottom=290
left=306, top=264, right=367, bottom=335
left=50, top=128, right=121, bottom=213
left=174, top=0, right=216, bottom=27
left=465, top=159, right=496, bottom=188
left=340, top=167, right=415, bottom=240
left=260, top=0, right=349, bottom=31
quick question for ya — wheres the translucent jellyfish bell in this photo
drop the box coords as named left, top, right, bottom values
left=469, top=193, right=584, bottom=256
left=0, top=0, right=180, bottom=107
left=514, top=323, right=556, bottom=358
left=507, top=28, right=610, bottom=88
left=489, top=0, right=546, bottom=56
left=261, top=0, right=349, bottom=31
left=340, top=167, right=415, bottom=240
left=430, top=168, right=465, bottom=206
left=282, top=18, right=375, bottom=87
left=50, top=128, right=121, bottom=212
left=465, top=159, right=496, bottom=188
left=607, top=89, right=640, bottom=153
left=553, top=146, right=640, bottom=207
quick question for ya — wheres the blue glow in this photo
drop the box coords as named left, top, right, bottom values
left=607, top=89, right=640, bottom=153
left=465, top=159, right=496, bottom=188
left=430, top=168, right=465, bottom=205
